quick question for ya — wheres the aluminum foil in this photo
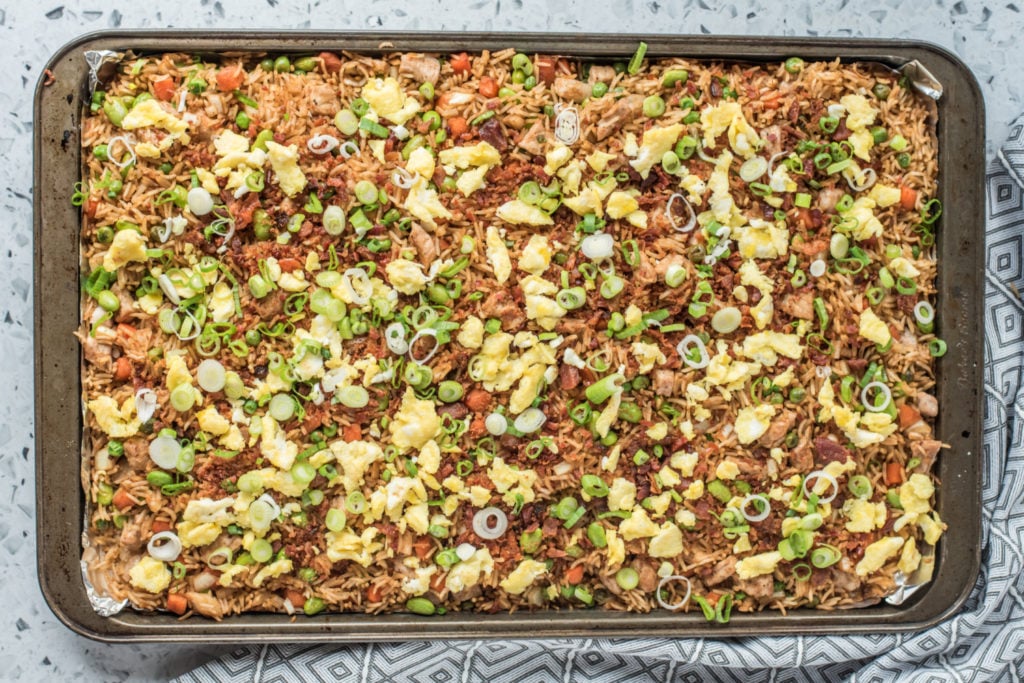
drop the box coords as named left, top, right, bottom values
left=885, top=549, right=937, bottom=606
left=84, top=50, right=124, bottom=93
left=898, top=60, right=943, bottom=101
left=81, top=532, right=128, bottom=616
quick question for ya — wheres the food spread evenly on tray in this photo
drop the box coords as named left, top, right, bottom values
left=77, top=44, right=946, bottom=621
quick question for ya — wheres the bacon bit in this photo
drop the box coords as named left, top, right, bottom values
left=42, top=69, right=55, bottom=86
left=565, top=564, right=585, bottom=585
left=898, top=403, right=922, bottom=430
left=112, top=488, right=135, bottom=511
left=366, top=583, right=384, bottom=603
left=285, top=589, right=306, bottom=608
left=319, top=52, right=342, bottom=74
left=885, top=462, right=906, bottom=486
left=467, top=415, right=487, bottom=438
left=450, top=52, right=471, bottom=74
left=342, top=423, right=362, bottom=443
left=277, top=257, right=303, bottom=272
left=166, top=593, right=188, bottom=615
left=153, top=77, right=176, bottom=101
left=152, top=520, right=173, bottom=534
left=429, top=571, right=447, bottom=593
left=534, top=56, right=557, bottom=85
left=113, top=356, right=132, bottom=382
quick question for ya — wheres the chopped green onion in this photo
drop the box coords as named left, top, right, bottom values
left=929, top=339, right=947, bottom=357
left=784, top=57, right=804, bottom=74
left=627, top=42, right=648, bottom=75
left=581, top=474, right=609, bottom=498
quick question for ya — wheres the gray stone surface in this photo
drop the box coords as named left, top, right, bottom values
left=0, top=1, right=1021, bottom=680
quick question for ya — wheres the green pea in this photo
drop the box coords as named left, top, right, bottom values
left=96, top=290, right=120, bottom=313
left=146, top=471, right=175, bottom=487
left=406, top=597, right=436, bottom=616
left=426, top=283, right=451, bottom=305
left=244, top=329, right=261, bottom=346
left=102, top=98, right=127, bottom=127
left=303, top=596, right=326, bottom=615
left=591, top=82, right=608, bottom=98
left=259, top=58, right=274, bottom=72
left=294, top=55, right=319, bottom=72
left=95, top=226, right=114, bottom=244
left=235, top=111, right=251, bottom=130
left=93, top=144, right=109, bottom=161
left=273, top=56, right=291, bottom=73
left=252, top=209, right=272, bottom=241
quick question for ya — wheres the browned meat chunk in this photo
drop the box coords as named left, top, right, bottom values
left=477, top=118, right=508, bottom=152
left=588, top=65, right=616, bottom=84
left=652, top=369, right=676, bottom=397
left=779, top=290, right=814, bottom=321
left=119, top=519, right=145, bottom=551
left=790, top=442, right=814, bottom=470
left=910, top=439, right=943, bottom=472
left=818, top=186, right=844, bottom=212
left=117, top=325, right=153, bottom=363
left=307, top=82, right=340, bottom=116
left=831, top=569, right=861, bottom=593
left=759, top=124, right=782, bottom=157
left=516, top=119, right=547, bottom=155
left=553, top=77, right=592, bottom=103
left=595, top=95, right=643, bottom=141
left=123, top=437, right=151, bottom=471
left=736, top=574, right=775, bottom=599
left=814, top=436, right=851, bottom=466
left=559, top=364, right=581, bottom=391
left=759, top=410, right=797, bottom=447
left=186, top=591, right=225, bottom=620
left=399, top=53, right=441, bottom=84
left=916, top=392, right=938, bottom=417
left=436, top=402, right=469, bottom=420
left=409, top=222, right=438, bottom=266
left=479, top=290, right=526, bottom=329
left=705, top=555, right=737, bottom=587
left=81, top=335, right=112, bottom=371
left=251, top=291, right=285, bottom=319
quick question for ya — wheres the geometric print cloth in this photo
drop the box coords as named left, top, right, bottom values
left=178, top=121, right=1024, bottom=683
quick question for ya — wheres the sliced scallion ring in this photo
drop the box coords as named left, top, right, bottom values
left=147, top=531, right=183, bottom=562
left=513, top=408, right=546, bottom=434
left=408, top=328, right=440, bottom=365
left=666, top=193, right=696, bottom=233
left=677, top=335, right=710, bottom=370
left=802, top=469, right=840, bottom=504
left=861, top=381, right=892, bottom=413
left=739, top=494, right=771, bottom=522
left=655, top=574, right=692, bottom=611
left=472, top=507, right=508, bottom=540
left=385, top=322, right=409, bottom=354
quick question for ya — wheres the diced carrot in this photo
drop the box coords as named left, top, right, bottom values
left=112, top=488, right=135, bottom=511
left=429, top=572, right=447, bottom=594
left=450, top=52, right=471, bottom=74
left=565, top=564, right=585, bottom=585
left=898, top=403, right=922, bottom=430
left=885, top=462, right=905, bottom=486
left=116, top=323, right=137, bottom=337
left=85, top=198, right=99, bottom=218
left=152, top=520, right=173, bottom=534
left=412, top=537, right=434, bottom=561
left=277, top=257, right=303, bottom=272
left=285, top=590, right=306, bottom=608
left=342, top=423, right=362, bottom=443
left=900, top=185, right=918, bottom=211
left=447, top=116, right=468, bottom=138
left=114, top=357, right=132, bottom=382
left=216, top=65, right=246, bottom=92
left=366, top=584, right=384, bottom=603
left=761, top=91, right=781, bottom=109
left=465, top=389, right=491, bottom=412
left=319, top=52, right=342, bottom=74
left=166, top=593, right=188, bottom=616
left=153, top=78, right=176, bottom=102
left=479, top=76, right=498, bottom=98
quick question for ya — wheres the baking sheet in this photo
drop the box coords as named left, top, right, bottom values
left=34, top=31, right=985, bottom=642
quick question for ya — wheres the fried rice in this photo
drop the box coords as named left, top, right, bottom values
left=76, top=46, right=946, bottom=621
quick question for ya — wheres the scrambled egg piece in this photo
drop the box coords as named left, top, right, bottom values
left=362, top=77, right=420, bottom=125
left=715, top=460, right=741, bottom=480
left=848, top=197, right=883, bottom=241
left=487, top=457, right=538, bottom=506
left=629, top=124, right=683, bottom=178
left=251, top=558, right=293, bottom=587
left=389, top=388, right=441, bottom=451
left=750, top=294, right=774, bottom=329
left=899, top=473, right=934, bottom=515
left=446, top=547, right=494, bottom=593
left=648, top=523, right=683, bottom=557
left=768, top=163, right=797, bottom=193
left=212, top=130, right=267, bottom=193
left=208, top=281, right=235, bottom=323
left=734, top=404, right=776, bottom=445
left=869, top=184, right=902, bottom=208
left=521, top=275, right=566, bottom=331
left=326, top=527, right=383, bottom=566
left=103, top=229, right=148, bottom=271
left=563, top=188, right=605, bottom=218
left=739, top=260, right=774, bottom=296
left=701, top=102, right=761, bottom=159
left=741, top=331, right=804, bottom=366
left=704, top=346, right=763, bottom=391
left=855, top=536, right=904, bottom=576
left=401, top=565, right=438, bottom=596
left=239, top=467, right=307, bottom=498
left=417, top=440, right=441, bottom=476
left=899, top=537, right=922, bottom=575
left=406, top=146, right=435, bottom=178
left=87, top=395, right=141, bottom=438
left=586, top=150, right=616, bottom=172
left=608, top=478, right=637, bottom=512
left=404, top=176, right=452, bottom=227
left=606, top=191, right=640, bottom=219
left=177, top=521, right=222, bottom=547
left=439, top=142, right=502, bottom=169
left=858, top=308, right=892, bottom=347
left=519, top=235, right=552, bottom=276
left=495, top=199, right=554, bottom=226
left=619, top=508, right=660, bottom=541
left=632, top=342, right=666, bottom=374
left=543, top=144, right=574, bottom=175
left=385, top=258, right=429, bottom=295
left=197, top=406, right=230, bottom=436
left=500, top=559, right=548, bottom=595
left=485, top=226, right=512, bottom=283
left=680, top=173, right=707, bottom=204
left=259, top=415, right=298, bottom=471
left=844, top=498, right=888, bottom=533
left=183, top=497, right=236, bottom=525
left=593, top=388, right=622, bottom=439
left=129, top=556, right=171, bottom=593
left=606, top=528, right=626, bottom=567
left=455, top=165, right=489, bottom=197
left=329, top=439, right=384, bottom=492
left=736, top=551, right=782, bottom=579
left=121, top=99, right=189, bottom=145
left=670, top=451, right=699, bottom=477
left=457, top=315, right=484, bottom=349
left=737, top=218, right=790, bottom=260
left=888, top=257, right=921, bottom=279
left=264, top=141, right=307, bottom=198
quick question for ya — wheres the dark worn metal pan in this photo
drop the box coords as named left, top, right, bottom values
left=34, top=30, right=985, bottom=642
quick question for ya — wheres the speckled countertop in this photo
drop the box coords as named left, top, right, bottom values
left=2, top=1, right=1021, bottom=681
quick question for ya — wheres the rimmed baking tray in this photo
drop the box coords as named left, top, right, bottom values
left=34, top=30, right=985, bottom=642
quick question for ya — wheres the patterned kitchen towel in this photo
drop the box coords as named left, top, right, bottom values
left=177, top=120, right=1024, bottom=683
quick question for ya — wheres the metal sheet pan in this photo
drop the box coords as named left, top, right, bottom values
left=34, top=30, right=985, bottom=642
